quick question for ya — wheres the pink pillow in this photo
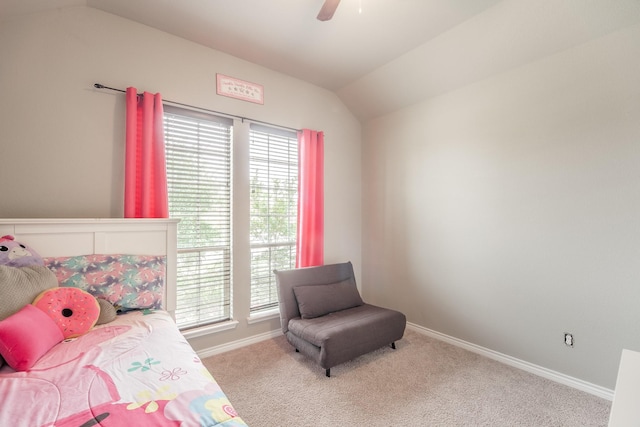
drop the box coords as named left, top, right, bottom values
left=0, top=304, right=64, bottom=371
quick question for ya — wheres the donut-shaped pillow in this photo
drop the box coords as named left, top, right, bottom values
left=32, top=287, right=100, bottom=338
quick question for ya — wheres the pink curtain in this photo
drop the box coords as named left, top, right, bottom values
left=124, top=87, right=168, bottom=218
left=296, top=129, right=324, bottom=267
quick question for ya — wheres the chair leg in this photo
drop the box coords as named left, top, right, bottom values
left=326, top=368, right=330, bottom=377
left=391, top=342, right=396, bottom=350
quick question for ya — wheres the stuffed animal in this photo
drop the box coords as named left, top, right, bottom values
left=0, top=264, right=58, bottom=368
left=0, top=237, right=119, bottom=368
left=0, top=235, right=44, bottom=267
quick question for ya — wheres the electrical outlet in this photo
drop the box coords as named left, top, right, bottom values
left=564, top=333, right=574, bottom=347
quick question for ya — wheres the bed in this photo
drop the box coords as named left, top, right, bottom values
left=0, top=218, right=247, bottom=427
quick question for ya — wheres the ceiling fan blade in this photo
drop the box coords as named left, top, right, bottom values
left=317, top=0, right=341, bottom=21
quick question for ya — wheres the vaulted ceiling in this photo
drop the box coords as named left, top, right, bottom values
left=3, top=0, right=640, bottom=121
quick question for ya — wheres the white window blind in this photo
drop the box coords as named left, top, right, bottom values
left=249, top=124, right=298, bottom=313
left=164, top=106, right=233, bottom=329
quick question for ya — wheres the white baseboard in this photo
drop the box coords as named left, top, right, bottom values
left=407, top=322, right=614, bottom=401
left=196, top=329, right=283, bottom=359
left=194, top=321, right=614, bottom=401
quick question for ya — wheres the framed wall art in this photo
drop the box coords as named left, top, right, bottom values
left=216, top=74, right=264, bottom=104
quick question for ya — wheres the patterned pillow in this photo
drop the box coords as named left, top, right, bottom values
left=44, top=255, right=166, bottom=310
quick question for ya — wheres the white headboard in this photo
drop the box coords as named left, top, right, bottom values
left=0, top=218, right=178, bottom=317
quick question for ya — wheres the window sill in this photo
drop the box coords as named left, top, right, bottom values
left=181, top=320, right=239, bottom=339
left=247, top=309, right=280, bottom=325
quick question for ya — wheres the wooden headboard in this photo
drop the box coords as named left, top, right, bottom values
left=0, top=218, right=178, bottom=316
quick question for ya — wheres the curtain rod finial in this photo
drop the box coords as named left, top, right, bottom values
left=94, top=83, right=104, bottom=89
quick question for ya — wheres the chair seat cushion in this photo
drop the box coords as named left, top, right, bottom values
left=288, top=304, right=405, bottom=347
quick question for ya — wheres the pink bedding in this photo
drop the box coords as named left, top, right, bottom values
left=0, top=310, right=247, bottom=427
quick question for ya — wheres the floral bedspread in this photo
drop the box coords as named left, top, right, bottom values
left=0, top=310, right=247, bottom=427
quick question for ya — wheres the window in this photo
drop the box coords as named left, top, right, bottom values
left=164, top=106, right=233, bottom=329
left=249, top=124, right=298, bottom=314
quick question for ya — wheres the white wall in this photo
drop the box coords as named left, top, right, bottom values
left=362, top=22, right=640, bottom=390
left=0, top=6, right=361, bottom=349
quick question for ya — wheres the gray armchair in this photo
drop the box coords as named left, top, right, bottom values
left=274, top=261, right=406, bottom=377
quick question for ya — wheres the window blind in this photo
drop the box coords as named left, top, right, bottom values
left=164, top=106, right=233, bottom=329
left=249, top=124, right=298, bottom=313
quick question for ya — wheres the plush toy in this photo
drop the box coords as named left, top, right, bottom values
left=96, top=298, right=117, bottom=325
left=0, top=264, right=58, bottom=368
left=0, top=235, right=44, bottom=267
left=0, top=236, right=122, bottom=369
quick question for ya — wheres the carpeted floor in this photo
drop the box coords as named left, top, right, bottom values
left=203, top=329, right=611, bottom=426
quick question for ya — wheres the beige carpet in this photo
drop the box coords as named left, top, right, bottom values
left=203, top=329, right=611, bottom=426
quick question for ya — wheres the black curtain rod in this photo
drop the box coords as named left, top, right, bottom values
left=93, top=83, right=301, bottom=133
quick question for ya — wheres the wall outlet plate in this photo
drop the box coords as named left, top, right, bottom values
left=564, top=333, right=574, bottom=347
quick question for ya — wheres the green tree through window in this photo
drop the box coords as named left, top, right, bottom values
left=164, top=106, right=233, bottom=329
left=249, top=124, right=298, bottom=313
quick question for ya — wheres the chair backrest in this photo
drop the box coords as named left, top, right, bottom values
left=274, top=261, right=355, bottom=334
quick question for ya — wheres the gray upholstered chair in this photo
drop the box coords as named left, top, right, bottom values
left=274, top=261, right=406, bottom=377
